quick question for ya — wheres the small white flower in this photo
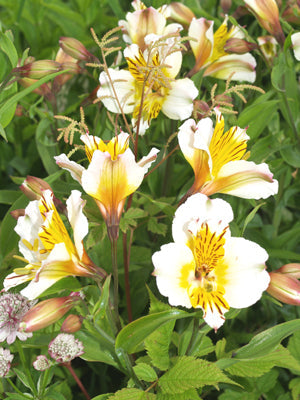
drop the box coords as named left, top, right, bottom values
left=152, top=194, right=270, bottom=330
left=0, top=293, right=35, bottom=344
left=0, top=347, right=14, bottom=377
left=33, top=355, right=51, bottom=371
left=48, top=333, right=84, bottom=363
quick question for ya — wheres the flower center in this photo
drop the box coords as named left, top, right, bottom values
left=184, top=223, right=230, bottom=316
left=84, top=135, right=129, bottom=162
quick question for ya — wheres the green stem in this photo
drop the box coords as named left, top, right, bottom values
left=15, top=341, right=38, bottom=397
left=280, top=90, right=300, bottom=146
left=6, top=377, right=32, bottom=399
left=111, top=237, right=121, bottom=331
left=118, top=349, right=145, bottom=390
left=185, top=320, right=206, bottom=356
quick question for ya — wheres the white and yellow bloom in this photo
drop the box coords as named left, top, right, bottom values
left=98, top=34, right=198, bottom=134
left=188, top=16, right=257, bottom=82
left=118, top=0, right=182, bottom=51
left=257, top=36, right=278, bottom=63
left=4, top=190, right=104, bottom=299
left=291, top=32, right=300, bottom=61
left=178, top=109, right=278, bottom=199
left=152, top=193, right=270, bottom=330
left=55, top=131, right=159, bottom=238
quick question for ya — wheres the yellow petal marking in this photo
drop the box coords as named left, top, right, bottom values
left=84, top=135, right=129, bottom=162
left=209, top=113, right=248, bottom=177
left=210, top=22, right=231, bottom=63
left=180, top=223, right=229, bottom=317
left=38, top=194, right=76, bottom=255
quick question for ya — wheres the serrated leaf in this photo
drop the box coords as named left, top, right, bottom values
left=290, top=377, right=300, bottom=400
left=157, top=388, right=200, bottom=400
left=133, top=363, right=158, bottom=382
left=158, top=357, right=236, bottom=394
left=91, top=395, right=112, bottom=400
left=120, top=208, right=148, bottom=233
left=116, top=310, right=194, bottom=354
left=107, top=388, right=156, bottom=400
left=147, top=217, right=167, bottom=236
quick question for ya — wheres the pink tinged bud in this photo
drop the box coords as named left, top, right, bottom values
left=167, top=2, right=195, bottom=27
left=20, top=295, right=81, bottom=332
left=224, top=38, right=258, bottom=54
left=283, top=3, right=300, bottom=25
left=20, top=176, right=53, bottom=201
left=61, top=314, right=83, bottom=333
left=59, top=37, right=95, bottom=62
left=33, top=355, right=51, bottom=371
left=267, top=272, right=300, bottom=305
left=13, top=60, right=62, bottom=79
left=220, top=0, right=232, bottom=13
left=276, top=263, right=300, bottom=279
left=10, top=208, right=25, bottom=220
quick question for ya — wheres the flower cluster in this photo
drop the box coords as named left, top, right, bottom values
left=0, top=347, right=14, bottom=377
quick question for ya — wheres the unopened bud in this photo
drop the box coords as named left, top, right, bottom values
left=61, top=314, right=83, bottom=333
left=267, top=271, right=300, bottom=306
left=20, top=176, right=53, bottom=201
left=220, top=0, right=232, bottom=14
left=193, top=100, right=210, bottom=119
left=225, top=38, right=258, bottom=54
left=20, top=295, right=81, bottom=332
left=13, top=60, right=62, bottom=79
left=59, top=37, right=95, bottom=62
left=10, top=208, right=25, bottom=220
left=276, top=263, right=300, bottom=279
left=283, top=3, right=300, bottom=25
left=167, top=2, right=195, bottom=27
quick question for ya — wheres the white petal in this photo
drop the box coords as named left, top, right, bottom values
left=66, top=190, right=88, bottom=259
left=98, top=69, right=135, bottom=114
left=3, top=272, right=32, bottom=290
left=20, top=277, right=60, bottom=300
left=55, top=154, right=85, bottom=184
left=172, top=193, right=234, bottom=244
left=223, top=237, right=270, bottom=308
left=217, top=160, right=279, bottom=199
left=203, top=306, right=226, bottom=330
left=162, top=78, right=198, bottom=120
left=291, top=32, right=300, bottom=61
left=152, top=243, right=194, bottom=308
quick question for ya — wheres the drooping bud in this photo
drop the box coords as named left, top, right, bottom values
left=59, top=37, right=95, bottom=62
left=13, top=60, right=62, bottom=79
left=224, top=38, right=258, bottom=54
left=19, top=295, right=81, bottom=332
left=167, top=2, right=195, bottom=27
left=267, top=271, right=300, bottom=305
left=220, top=0, right=232, bottom=14
left=244, top=0, right=285, bottom=45
left=20, top=176, right=53, bottom=201
left=61, top=314, right=83, bottom=333
left=283, top=2, right=300, bottom=25
left=10, top=208, right=25, bottom=220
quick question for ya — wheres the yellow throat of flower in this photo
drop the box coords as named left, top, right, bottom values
left=210, top=22, right=232, bottom=63
left=85, top=135, right=129, bottom=162
left=180, top=223, right=230, bottom=316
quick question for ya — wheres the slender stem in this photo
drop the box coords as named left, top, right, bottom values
left=119, top=349, right=145, bottom=390
left=111, top=237, right=122, bottom=331
left=122, top=230, right=133, bottom=323
left=280, top=90, right=300, bottom=146
left=144, top=145, right=179, bottom=178
left=7, top=377, right=32, bottom=399
left=63, top=362, right=90, bottom=400
left=185, top=319, right=207, bottom=356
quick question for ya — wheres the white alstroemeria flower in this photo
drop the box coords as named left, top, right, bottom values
left=178, top=109, right=278, bottom=199
left=98, top=35, right=198, bottom=134
left=291, top=32, right=300, bottom=61
left=55, top=131, right=159, bottom=238
left=188, top=16, right=256, bottom=82
left=4, top=190, right=105, bottom=299
left=152, top=194, right=270, bottom=330
left=118, top=0, right=181, bottom=51
left=257, top=36, right=278, bottom=63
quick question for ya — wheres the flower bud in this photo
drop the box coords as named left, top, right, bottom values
left=244, top=0, right=285, bottom=45
left=167, top=2, right=195, bottom=27
left=276, top=263, right=300, bottom=279
left=283, top=2, right=300, bottom=25
left=225, top=38, right=258, bottom=54
left=59, top=37, right=95, bottom=62
left=33, top=355, right=51, bottom=371
left=257, top=36, right=278, bottom=61
left=220, top=0, right=232, bottom=13
left=267, top=271, right=300, bottom=305
left=19, top=295, right=81, bottom=332
left=13, top=60, right=62, bottom=79
left=20, top=176, right=53, bottom=201
left=10, top=208, right=25, bottom=220
left=61, top=314, right=83, bottom=333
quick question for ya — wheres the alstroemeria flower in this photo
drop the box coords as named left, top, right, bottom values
left=152, top=193, right=270, bottom=329
left=98, top=34, right=198, bottom=134
left=4, top=190, right=105, bottom=299
left=291, top=32, right=300, bottom=61
left=118, top=0, right=182, bottom=51
left=188, top=16, right=257, bottom=82
left=55, top=131, right=159, bottom=239
left=244, top=0, right=285, bottom=45
left=257, top=36, right=278, bottom=64
left=178, top=109, right=278, bottom=199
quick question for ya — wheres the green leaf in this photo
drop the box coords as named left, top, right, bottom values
left=35, top=118, right=59, bottom=175
left=107, top=388, right=156, bottom=400
left=280, top=145, right=300, bottom=168
left=0, top=30, right=18, bottom=66
left=0, top=190, right=21, bottom=204
left=242, top=202, right=266, bottom=235
left=116, top=310, right=194, bottom=354
left=158, top=356, right=236, bottom=394
left=234, top=319, right=300, bottom=359
left=147, top=217, right=167, bottom=236
left=0, top=121, right=7, bottom=140
left=145, top=289, right=175, bottom=370
left=91, top=395, right=112, bottom=400
left=13, top=368, right=33, bottom=390
left=157, top=389, right=200, bottom=400
left=133, top=363, right=158, bottom=382
left=120, top=208, right=148, bottom=233
left=107, top=0, right=124, bottom=18
left=290, top=377, right=300, bottom=400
